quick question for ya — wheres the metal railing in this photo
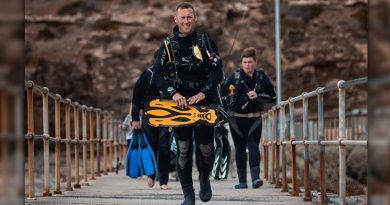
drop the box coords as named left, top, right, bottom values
left=25, top=80, right=128, bottom=199
left=0, top=83, right=24, bottom=201
left=261, top=77, right=367, bottom=205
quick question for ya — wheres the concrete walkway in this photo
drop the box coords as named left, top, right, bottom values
left=25, top=169, right=311, bottom=205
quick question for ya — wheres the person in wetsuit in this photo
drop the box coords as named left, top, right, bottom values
left=131, top=52, right=171, bottom=190
left=221, top=47, right=276, bottom=189
left=152, top=2, right=223, bottom=205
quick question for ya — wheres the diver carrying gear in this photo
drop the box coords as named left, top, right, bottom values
left=221, top=47, right=276, bottom=189
left=152, top=3, right=223, bottom=203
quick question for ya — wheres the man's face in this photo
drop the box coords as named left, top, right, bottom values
left=174, top=8, right=197, bottom=35
left=241, top=57, right=257, bottom=76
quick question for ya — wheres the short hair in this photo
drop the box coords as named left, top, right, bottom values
left=241, top=47, right=257, bottom=61
left=175, top=2, right=196, bottom=13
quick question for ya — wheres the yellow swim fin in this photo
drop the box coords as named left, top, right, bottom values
left=145, top=99, right=226, bottom=127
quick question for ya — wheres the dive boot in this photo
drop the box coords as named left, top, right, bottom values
left=199, top=173, right=212, bottom=202
left=234, top=183, right=248, bottom=189
left=234, top=168, right=248, bottom=189
left=181, top=186, right=195, bottom=205
left=250, top=166, right=263, bottom=189
left=252, top=179, right=263, bottom=189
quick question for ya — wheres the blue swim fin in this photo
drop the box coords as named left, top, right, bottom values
left=128, top=132, right=142, bottom=178
left=125, top=140, right=132, bottom=176
left=125, top=135, right=134, bottom=177
left=138, top=131, right=158, bottom=176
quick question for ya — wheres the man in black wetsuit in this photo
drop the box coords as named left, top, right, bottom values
left=221, top=47, right=276, bottom=189
left=152, top=2, right=223, bottom=205
left=131, top=52, right=171, bottom=190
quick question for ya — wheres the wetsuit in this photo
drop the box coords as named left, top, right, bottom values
left=153, top=25, right=223, bottom=202
left=221, top=68, right=276, bottom=188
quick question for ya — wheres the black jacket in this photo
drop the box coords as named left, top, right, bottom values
left=131, top=67, right=160, bottom=121
left=152, top=26, right=223, bottom=105
left=221, top=68, right=276, bottom=113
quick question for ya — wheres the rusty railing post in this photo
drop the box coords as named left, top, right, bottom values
left=113, top=120, right=118, bottom=172
left=121, top=126, right=126, bottom=167
left=338, top=81, right=346, bottom=205
left=270, top=109, right=276, bottom=184
left=123, top=134, right=127, bottom=165
left=109, top=113, right=114, bottom=172
left=89, top=107, right=96, bottom=180
left=73, top=102, right=81, bottom=189
left=280, top=104, right=288, bottom=192
left=54, top=94, right=62, bottom=195
left=274, top=107, right=281, bottom=188
left=262, top=114, right=268, bottom=180
left=122, top=127, right=127, bottom=165
left=1, top=91, right=9, bottom=196
left=324, top=119, right=328, bottom=141
left=268, top=110, right=273, bottom=182
left=65, top=99, right=73, bottom=191
left=121, top=123, right=125, bottom=166
left=81, top=105, right=89, bottom=186
left=103, top=111, right=108, bottom=175
left=329, top=118, right=336, bottom=140
left=26, top=81, right=36, bottom=199
left=317, top=88, right=327, bottom=204
left=116, top=121, right=122, bottom=168
left=333, top=119, right=336, bottom=139
left=302, top=93, right=311, bottom=201
left=15, top=89, right=24, bottom=197
left=41, top=87, right=52, bottom=196
left=289, top=98, right=299, bottom=196
left=95, top=108, right=102, bottom=177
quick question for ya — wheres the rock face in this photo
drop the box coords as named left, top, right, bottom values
left=25, top=0, right=367, bottom=117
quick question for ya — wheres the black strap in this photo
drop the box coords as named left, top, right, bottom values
left=248, top=117, right=262, bottom=137
left=146, top=67, right=154, bottom=86
left=167, top=32, right=207, bottom=65
left=203, top=32, right=214, bottom=54
left=229, top=117, right=244, bottom=138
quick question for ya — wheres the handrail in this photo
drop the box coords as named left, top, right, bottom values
left=0, top=83, right=24, bottom=199
left=261, top=77, right=367, bottom=205
left=24, top=80, right=128, bottom=199
left=278, top=77, right=367, bottom=106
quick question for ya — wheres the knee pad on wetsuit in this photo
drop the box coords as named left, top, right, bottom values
left=199, top=143, right=214, bottom=167
left=177, top=140, right=191, bottom=170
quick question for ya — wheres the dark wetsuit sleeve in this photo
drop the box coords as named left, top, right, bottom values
left=200, top=38, right=223, bottom=97
left=131, top=71, right=148, bottom=121
left=255, top=72, right=276, bottom=104
left=152, top=44, right=176, bottom=98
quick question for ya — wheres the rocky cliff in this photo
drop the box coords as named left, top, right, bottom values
left=25, top=0, right=367, bottom=116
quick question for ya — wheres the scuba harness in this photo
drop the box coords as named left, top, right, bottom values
left=144, top=31, right=227, bottom=127
left=225, top=70, right=267, bottom=112
left=163, top=32, right=221, bottom=90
